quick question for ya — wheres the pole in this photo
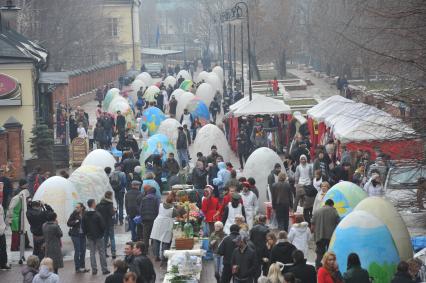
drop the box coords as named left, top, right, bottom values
left=233, top=24, right=237, bottom=88
left=242, top=2, right=253, bottom=101
left=228, top=23, right=232, bottom=91
left=241, top=21, right=244, bottom=94
left=220, top=23, right=226, bottom=93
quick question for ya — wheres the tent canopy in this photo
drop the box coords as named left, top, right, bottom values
left=307, top=95, right=354, bottom=121
left=231, top=95, right=291, bottom=117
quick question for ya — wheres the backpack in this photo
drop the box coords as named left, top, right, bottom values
left=110, top=171, right=121, bottom=193
left=304, top=184, right=318, bottom=198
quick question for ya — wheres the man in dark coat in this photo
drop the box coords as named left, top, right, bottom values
left=270, top=231, right=296, bottom=273
left=231, top=231, right=258, bottom=282
left=96, top=191, right=116, bottom=258
left=288, top=250, right=317, bottom=283
left=218, top=224, right=240, bottom=283
left=125, top=181, right=142, bottom=241
left=250, top=215, right=269, bottom=279
left=26, top=200, right=53, bottom=260
left=129, top=241, right=156, bottom=283
left=82, top=199, right=109, bottom=275
left=139, top=187, right=159, bottom=252
left=116, top=111, right=126, bottom=138
left=267, top=163, right=282, bottom=193
left=168, top=95, right=178, bottom=118
left=162, top=152, right=180, bottom=178
left=176, top=127, right=189, bottom=168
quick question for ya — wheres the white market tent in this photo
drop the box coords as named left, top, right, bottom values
left=307, top=95, right=354, bottom=122
left=230, top=95, right=291, bottom=117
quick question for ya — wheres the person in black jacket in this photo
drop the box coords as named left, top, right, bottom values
left=231, top=231, right=258, bottom=282
left=391, top=261, right=415, bottom=283
left=67, top=202, right=89, bottom=273
left=96, top=191, right=117, bottom=259
left=218, top=224, right=240, bottom=283
left=26, top=200, right=53, bottom=261
left=105, top=259, right=128, bottom=283
left=82, top=199, right=110, bottom=275
left=288, top=250, right=316, bottom=283
left=270, top=231, right=296, bottom=273
left=192, top=161, right=208, bottom=206
left=129, top=241, right=156, bottom=283
left=139, top=187, right=159, bottom=252
left=176, top=127, right=189, bottom=168
left=125, top=181, right=142, bottom=241
left=250, top=215, right=270, bottom=278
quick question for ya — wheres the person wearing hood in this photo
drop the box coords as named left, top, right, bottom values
left=222, top=193, right=246, bottom=235
left=22, top=255, right=39, bottom=283
left=67, top=202, right=89, bottom=273
left=288, top=215, right=311, bottom=256
left=240, top=181, right=258, bottom=229
left=270, top=231, right=297, bottom=274
left=213, top=161, right=231, bottom=198
left=96, top=191, right=117, bottom=259
left=363, top=173, right=384, bottom=197
left=294, top=154, right=313, bottom=210
left=139, top=186, right=160, bottom=252
left=82, top=199, right=109, bottom=275
left=42, top=212, right=63, bottom=274
left=202, top=186, right=220, bottom=234
left=32, top=257, right=60, bottom=283
left=6, top=180, right=30, bottom=251
left=288, top=250, right=316, bottom=283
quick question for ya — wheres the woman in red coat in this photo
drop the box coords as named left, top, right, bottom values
left=317, top=251, right=343, bottom=283
left=201, top=185, right=220, bottom=234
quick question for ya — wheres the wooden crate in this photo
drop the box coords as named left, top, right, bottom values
left=175, top=238, right=194, bottom=250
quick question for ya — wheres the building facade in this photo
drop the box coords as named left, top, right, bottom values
left=103, top=0, right=141, bottom=70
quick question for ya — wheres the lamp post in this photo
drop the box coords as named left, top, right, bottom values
left=241, top=22, right=244, bottom=94
left=222, top=1, right=252, bottom=101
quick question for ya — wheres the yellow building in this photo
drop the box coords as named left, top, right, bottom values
left=0, top=26, right=48, bottom=162
left=103, top=0, right=141, bottom=70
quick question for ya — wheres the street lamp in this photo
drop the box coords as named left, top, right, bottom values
left=221, top=1, right=252, bottom=101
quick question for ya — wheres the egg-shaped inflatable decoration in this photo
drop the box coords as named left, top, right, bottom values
left=103, top=88, right=120, bottom=111
left=243, top=147, right=283, bottom=212
left=164, top=76, right=177, bottom=88
left=136, top=72, right=152, bottom=86
left=171, top=88, right=185, bottom=100
left=108, top=96, right=135, bottom=128
left=329, top=210, right=399, bottom=283
left=206, top=72, right=221, bottom=93
left=158, top=118, right=181, bottom=146
left=176, top=92, right=195, bottom=121
left=179, top=80, right=193, bottom=91
left=82, top=149, right=116, bottom=170
left=139, top=134, right=176, bottom=174
left=144, top=85, right=160, bottom=102
left=186, top=98, right=210, bottom=126
left=141, top=106, right=166, bottom=136
left=196, top=71, right=209, bottom=83
left=177, top=70, right=191, bottom=80
left=130, top=79, right=146, bottom=101
left=69, top=165, right=114, bottom=205
left=212, top=66, right=224, bottom=83
left=354, top=197, right=413, bottom=260
left=196, top=83, right=215, bottom=107
left=33, top=176, right=79, bottom=253
left=322, top=181, right=367, bottom=218
left=193, top=124, right=231, bottom=163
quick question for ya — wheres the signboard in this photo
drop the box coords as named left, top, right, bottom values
left=0, top=74, right=22, bottom=106
left=70, top=137, right=88, bottom=167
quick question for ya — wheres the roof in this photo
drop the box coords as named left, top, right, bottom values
left=307, top=95, right=354, bottom=121
left=141, top=48, right=182, bottom=56
left=230, top=95, right=291, bottom=117
left=0, top=28, right=48, bottom=69
left=39, top=72, right=69, bottom=84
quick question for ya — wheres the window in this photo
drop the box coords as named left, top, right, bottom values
left=109, top=52, right=119, bottom=62
left=107, top=18, right=119, bottom=38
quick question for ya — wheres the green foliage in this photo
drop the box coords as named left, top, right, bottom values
left=368, top=262, right=397, bottom=283
left=29, top=120, right=54, bottom=160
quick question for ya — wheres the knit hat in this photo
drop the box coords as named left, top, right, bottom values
left=299, top=154, right=307, bottom=161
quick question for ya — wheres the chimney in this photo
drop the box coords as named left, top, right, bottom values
left=0, top=0, right=21, bottom=31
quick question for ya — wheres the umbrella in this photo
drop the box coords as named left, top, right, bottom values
left=179, top=80, right=193, bottom=91
left=144, top=86, right=160, bottom=102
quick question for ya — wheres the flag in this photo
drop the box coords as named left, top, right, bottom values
left=155, top=25, right=160, bottom=47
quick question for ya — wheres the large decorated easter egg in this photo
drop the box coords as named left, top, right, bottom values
left=322, top=181, right=367, bottom=218
left=329, top=210, right=399, bottom=283
left=141, top=106, right=166, bottom=136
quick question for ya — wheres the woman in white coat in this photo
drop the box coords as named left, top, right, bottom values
left=288, top=214, right=311, bottom=256
left=240, top=182, right=258, bottom=229
left=150, top=192, right=177, bottom=262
